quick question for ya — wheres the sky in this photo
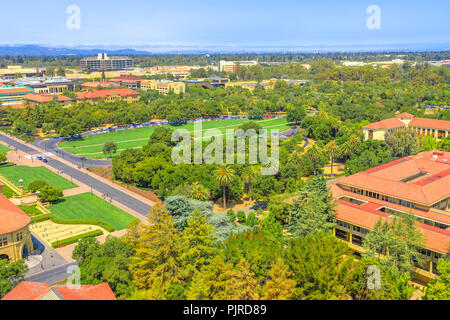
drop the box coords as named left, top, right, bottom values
left=0, top=0, right=449, bottom=50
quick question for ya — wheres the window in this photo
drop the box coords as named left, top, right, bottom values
left=0, top=237, right=7, bottom=247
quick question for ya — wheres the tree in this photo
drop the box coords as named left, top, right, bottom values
left=59, top=122, right=82, bottom=138
left=325, top=140, right=341, bottom=176
left=236, top=210, right=246, bottom=224
left=46, top=67, right=55, bottom=77
left=363, top=213, right=424, bottom=274
left=0, top=153, right=7, bottom=163
left=385, top=127, right=420, bottom=157
left=284, top=233, right=353, bottom=299
left=286, top=190, right=335, bottom=237
left=190, top=183, right=210, bottom=201
left=103, top=141, right=118, bottom=158
left=72, top=236, right=135, bottom=298
left=246, top=212, right=258, bottom=227
left=339, top=134, right=361, bottom=161
left=304, top=144, right=325, bottom=176
left=286, top=104, right=307, bottom=124
left=128, top=203, right=183, bottom=299
left=214, top=166, right=235, bottom=208
left=56, top=66, right=66, bottom=77
left=242, top=166, right=258, bottom=200
left=262, top=259, right=296, bottom=300
left=0, top=258, right=28, bottom=298
left=27, top=180, right=48, bottom=193
left=179, top=209, right=218, bottom=282
left=424, top=258, right=450, bottom=300
left=38, top=185, right=63, bottom=203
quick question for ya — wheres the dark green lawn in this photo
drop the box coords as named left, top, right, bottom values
left=48, top=193, right=137, bottom=231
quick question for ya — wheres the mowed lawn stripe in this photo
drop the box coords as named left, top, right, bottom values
left=60, top=118, right=292, bottom=158
left=48, top=193, right=137, bottom=231
left=0, top=165, right=77, bottom=190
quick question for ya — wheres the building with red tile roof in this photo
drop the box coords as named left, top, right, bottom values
left=81, top=81, right=120, bottom=89
left=109, top=74, right=143, bottom=89
left=363, top=113, right=450, bottom=141
left=1, top=281, right=116, bottom=300
left=0, top=193, right=33, bottom=262
left=23, top=93, right=72, bottom=106
left=329, top=150, right=450, bottom=282
left=75, top=88, right=141, bottom=104
left=0, top=86, right=34, bottom=105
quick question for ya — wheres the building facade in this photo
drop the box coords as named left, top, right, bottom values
left=363, top=112, right=450, bottom=141
left=80, top=53, right=133, bottom=71
left=141, top=79, right=186, bottom=95
left=109, top=74, right=142, bottom=89
left=330, top=150, right=450, bottom=282
left=218, top=60, right=258, bottom=73
left=0, top=66, right=44, bottom=79
left=23, top=93, right=72, bottom=106
left=75, top=88, right=141, bottom=104
left=0, top=86, right=34, bottom=105
left=12, top=77, right=75, bottom=94
left=0, top=193, right=33, bottom=262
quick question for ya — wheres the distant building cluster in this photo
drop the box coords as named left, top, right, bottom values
left=80, top=53, right=133, bottom=71
left=218, top=60, right=258, bottom=73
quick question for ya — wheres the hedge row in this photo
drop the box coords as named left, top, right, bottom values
left=50, top=216, right=116, bottom=233
left=51, top=229, right=104, bottom=248
left=29, top=213, right=116, bottom=233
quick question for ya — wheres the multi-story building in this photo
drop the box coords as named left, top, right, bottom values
left=218, top=60, right=258, bottom=73
left=75, top=88, right=141, bottom=104
left=0, top=192, right=33, bottom=262
left=329, top=150, right=450, bottom=282
left=0, top=66, right=44, bottom=79
left=141, top=79, right=186, bottom=95
left=363, top=112, right=450, bottom=141
left=109, top=74, right=143, bottom=89
left=80, top=53, right=133, bottom=71
left=12, top=77, right=75, bottom=94
left=0, top=86, right=34, bottom=105
left=81, top=81, right=119, bottom=90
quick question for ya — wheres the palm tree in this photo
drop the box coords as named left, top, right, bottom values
left=325, top=140, right=341, bottom=176
left=306, top=144, right=323, bottom=176
left=242, top=166, right=258, bottom=201
left=339, top=134, right=360, bottom=161
left=191, top=183, right=210, bottom=201
left=214, top=166, right=235, bottom=208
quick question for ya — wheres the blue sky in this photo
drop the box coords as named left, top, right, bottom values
left=1, top=0, right=449, bottom=48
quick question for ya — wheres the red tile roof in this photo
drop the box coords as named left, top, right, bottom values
left=23, top=93, right=72, bottom=103
left=1, top=282, right=116, bottom=300
left=0, top=194, right=31, bottom=234
left=338, top=151, right=450, bottom=206
left=396, top=112, right=415, bottom=119
left=81, top=81, right=119, bottom=89
left=76, top=88, right=141, bottom=100
left=363, top=118, right=405, bottom=130
left=409, top=117, right=450, bottom=131
left=0, top=87, right=34, bottom=94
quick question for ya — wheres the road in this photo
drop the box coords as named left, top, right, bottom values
left=32, top=138, right=112, bottom=168
left=0, top=133, right=152, bottom=215
left=25, top=262, right=78, bottom=285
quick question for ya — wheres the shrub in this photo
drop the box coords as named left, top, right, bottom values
left=226, top=209, right=236, bottom=223
left=51, top=229, right=103, bottom=248
left=38, top=185, right=63, bottom=203
left=27, top=180, right=48, bottom=193
left=246, top=212, right=258, bottom=227
left=2, top=185, right=18, bottom=198
left=236, top=210, right=246, bottom=223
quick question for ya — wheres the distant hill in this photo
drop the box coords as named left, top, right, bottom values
left=0, top=45, right=151, bottom=56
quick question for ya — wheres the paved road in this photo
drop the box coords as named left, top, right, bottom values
left=25, top=262, right=78, bottom=285
left=0, top=134, right=152, bottom=215
left=33, top=138, right=112, bottom=168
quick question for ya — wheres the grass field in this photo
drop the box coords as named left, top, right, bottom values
left=48, top=193, right=137, bottom=231
left=0, top=166, right=78, bottom=190
left=59, top=117, right=293, bottom=159
left=0, top=144, right=11, bottom=155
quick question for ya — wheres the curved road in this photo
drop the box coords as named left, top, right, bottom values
left=0, top=133, right=152, bottom=215
left=32, top=138, right=112, bottom=168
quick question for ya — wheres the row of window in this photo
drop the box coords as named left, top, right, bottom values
left=0, top=232, right=24, bottom=247
left=350, top=187, right=415, bottom=209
